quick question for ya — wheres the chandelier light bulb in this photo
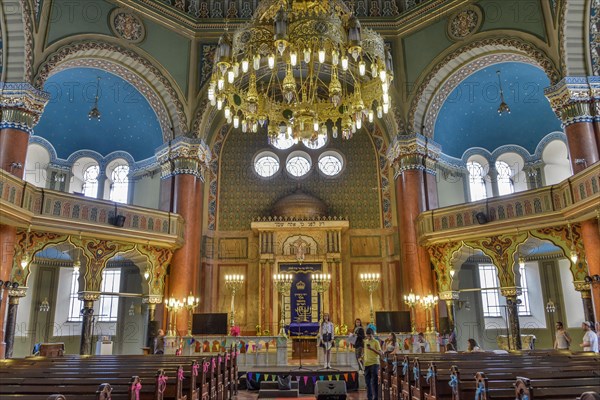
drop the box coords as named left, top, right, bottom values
left=242, top=119, right=248, bottom=133
left=356, top=117, right=362, bottom=130
left=253, top=54, right=261, bottom=70
left=144, top=270, right=150, bottom=280
left=217, top=77, right=225, bottom=91
left=233, top=63, right=240, bottom=77
left=287, top=124, right=293, bottom=138
left=332, top=50, right=339, bottom=65
left=224, top=105, right=231, bottom=119
left=358, top=60, right=366, bottom=76
left=216, top=97, right=223, bottom=110
left=304, top=48, right=311, bottom=63
left=332, top=126, right=338, bottom=138
left=382, top=81, right=389, bottom=94
left=341, top=55, right=349, bottom=71
left=382, top=93, right=390, bottom=105
left=313, top=119, right=319, bottom=132
left=242, top=58, right=249, bottom=73
left=379, top=69, right=387, bottom=82
left=383, top=103, right=389, bottom=114
left=268, top=54, right=275, bottom=69
left=233, top=115, right=240, bottom=128
left=318, top=49, right=326, bottom=63
left=368, top=109, right=374, bottom=123
left=290, top=51, right=298, bottom=66
left=227, top=69, right=235, bottom=84
left=371, top=63, right=378, bottom=78
left=210, top=97, right=216, bottom=106
left=377, top=106, right=383, bottom=119
left=208, top=84, right=215, bottom=101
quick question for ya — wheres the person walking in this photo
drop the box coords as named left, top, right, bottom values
left=580, top=321, right=599, bottom=353
left=352, top=318, right=365, bottom=372
left=318, top=313, right=335, bottom=368
left=154, top=329, right=165, bottom=355
left=553, top=321, right=571, bottom=350
left=364, top=327, right=382, bottom=400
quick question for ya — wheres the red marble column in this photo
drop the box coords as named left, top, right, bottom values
left=594, top=121, right=600, bottom=155
left=157, top=138, right=209, bottom=336
left=581, top=219, right=600, bottom=322
left=564, top=122, right=599, bottom=173
left=390, top=134, right=440, bottom=333
left=0, top=83, right=49, bottom=358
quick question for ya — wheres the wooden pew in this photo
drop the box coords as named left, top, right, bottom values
left=176, top=365, right=187, bottom=400
left=401, top=356, right=412, bottom=400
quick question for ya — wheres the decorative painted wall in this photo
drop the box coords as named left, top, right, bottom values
left=217, top=129, right=382, bottom=231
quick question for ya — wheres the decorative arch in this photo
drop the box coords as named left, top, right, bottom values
left=533, top=131, right=568, bottom=160
left=410, top=37, right=560, bottom=137
left=34, top=40, right=187, bottom=139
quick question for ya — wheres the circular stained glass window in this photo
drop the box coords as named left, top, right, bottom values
left=286, top=152, right=312, bottom=177
left=254, top=153, right=280, bottom=177
left=318, top=152, right=343, bottom=177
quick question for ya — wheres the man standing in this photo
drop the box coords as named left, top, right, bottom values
left=580, top=321, right=599, bottom=353
left=154, top=329, right=165, bottom=354
left=554, top=321, right=571, bottom=350
left=364, top=328, right=382, bottom=400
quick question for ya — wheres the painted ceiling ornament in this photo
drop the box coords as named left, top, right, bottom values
left=110, top=8, right=146, bottom=43
left=447, top=5, right=482, bottom=41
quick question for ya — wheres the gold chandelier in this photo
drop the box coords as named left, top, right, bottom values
left=207, top=0, right=393, bottom=142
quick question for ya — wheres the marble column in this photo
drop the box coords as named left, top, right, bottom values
left=144, top=295, right=161, bottom=348
left=79, top=293, right=99, bottom=355
left=4, top=286, right=27, bottom=358
left=545, top=77, right=600, bottom=174
left=388, top=134, right=440, bottom=331
left=156, top=138, right=210, bottom=335
left=501, top=287, right=523, bottom=351
left=439, top=291, right=459, bottom=350
left=574, top=280, right=596, bottom=323
left=581, top=219, right=600, bottom=322
left=0, top=83, right=49, bottom=359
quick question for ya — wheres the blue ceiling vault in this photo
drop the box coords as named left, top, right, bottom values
left=434, top=62, right=562, bottom=159
left=34, top=68, right=163, bottom=161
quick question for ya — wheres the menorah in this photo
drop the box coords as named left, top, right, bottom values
left=311, top=273, right=331, bottom=322
left=419, top=293, right=439, bottom=333
left=273, top=273, right=293, bottom=336
left=183, top=292, right=200, bottom=336
left=164, top=297, right=183, bottom=336
left=403, top=290, right=420, bottom=334
left=359, top=273, right=381, bottom=323
left=224, top=274, right=245, bottom=329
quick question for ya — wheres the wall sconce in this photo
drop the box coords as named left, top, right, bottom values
left=457, top=300, right=471, bottom=311
left=449, top=268, right=455, bottom=278
left=39, top=298, right=50, bottom=312
left=545, top=299, right=556, bottom=313
left=144, top=269, right=150, bottom=280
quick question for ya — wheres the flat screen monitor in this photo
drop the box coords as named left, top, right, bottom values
left=375, top=311, right=411, bottom=333
left=192, top=313, right=228, bottom=335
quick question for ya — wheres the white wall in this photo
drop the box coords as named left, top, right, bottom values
left=132, top=173, right=161, bottom=209
left=558, top=259, right=585, bottom=329
left=24, top=144, right=50, bottom=188
left=436, top=168, right=466, bottom=207
left=543, top=140, right=571, bottom=185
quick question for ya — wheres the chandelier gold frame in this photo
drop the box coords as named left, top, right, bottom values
left=207, top=0, right=393, bottom=142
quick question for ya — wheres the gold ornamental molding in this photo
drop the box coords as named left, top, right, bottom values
left=156, top=136, right=211, bottom=180
left=0, top=83, right=50, bottom=134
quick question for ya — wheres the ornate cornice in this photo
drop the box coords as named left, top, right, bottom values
left=573, top=280, right=591, bottom=292
left=500, top=286, right=522, bottom=298
left=0, top=82, right=50, bottom=134
left=387, top=133, right=441, bottom=178
left=544, top=76, right=600, bottom=126
left=156, top=136, right=211, bottom=180
left=8, top=286, right=28, bottom=298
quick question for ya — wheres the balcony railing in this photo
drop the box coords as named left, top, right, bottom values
left=0, top=170, right=184, bottom=247
left=149, top=0, right=430, bottom=19
left=417, top=162, right=600, bottom=244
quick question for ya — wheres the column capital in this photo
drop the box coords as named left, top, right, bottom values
left=156, top=136, right=212, bottom=181
left=0, top=82, right=50, bottom=134
left=574, top=280, right=591, bottom=292
left=438, top=291, right=459, bottom=301
left=500, top=286, right=522, bottom=297
left=142, top=294, right=163, bottom=304
left=78, top=291, right=101, bottom=301
left=386, top=133, right=441, bottom=178
left=544, top=76, right=600, bottom=126
left=7, top=286, right=27, bottom=299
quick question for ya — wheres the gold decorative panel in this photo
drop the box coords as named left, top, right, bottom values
left=350, top=236, right=382, bottom=257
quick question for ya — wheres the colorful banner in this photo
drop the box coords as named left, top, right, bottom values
left=280, top=263, right=321, bottom=323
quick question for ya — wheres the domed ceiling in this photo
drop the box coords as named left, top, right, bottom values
left=34, top=68, right=163, bottom=161
left=434, top=62, right=561, bottom=159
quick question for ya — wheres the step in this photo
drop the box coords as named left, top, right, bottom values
left=260, top=381, right=300, bottom=390
left=258, top=388, right=300, bottom=398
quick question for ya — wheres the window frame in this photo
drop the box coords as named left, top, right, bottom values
left=82, top=165, right=100, bottom=198
left=495, top=160, right=515, bottom=196
left=478, top=263, right=502, bottom=317
left=467, top=161, right=488, bottom=201
left=109, top=164, right=130, bottom=204
left=67, top=270, right=83, bottom=322
left=97, top=269, right=121, bottom=322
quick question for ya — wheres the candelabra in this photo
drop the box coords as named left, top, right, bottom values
left=224, top=274, right=245, bottom=329
left=403, top=290, right=420, bottom=334
left=183, top=292, right=201, bottom=336
left=359, top=273, right=381, bottom=323
left=165, top=297, right=183, bottom=336
left=311, top=273, right=331, bottom=322
left=419, top=294, right=439, bottom=333
left=273, top=273, right=293, bottom=336
left=546, top=299, right=556, bottom=345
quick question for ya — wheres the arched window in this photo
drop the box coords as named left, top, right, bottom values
left=495, top=161, right=514, bottom=196
left=109, top=165, right=130, bottom=204
left=82, top=165, right=100, bottom=198
left=467, top=161, right=487, bottom=201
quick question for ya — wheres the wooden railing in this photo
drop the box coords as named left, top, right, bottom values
left=0, top=169, right=184, bottom=248
left=417, top=162, right=600, bottom=244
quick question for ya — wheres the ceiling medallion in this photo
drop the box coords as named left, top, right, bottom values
left=447, top=5, right=482, bottom=42
left=207, top=0, right=394, bottom=143
left=110, top=8, right=146, bottom=43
